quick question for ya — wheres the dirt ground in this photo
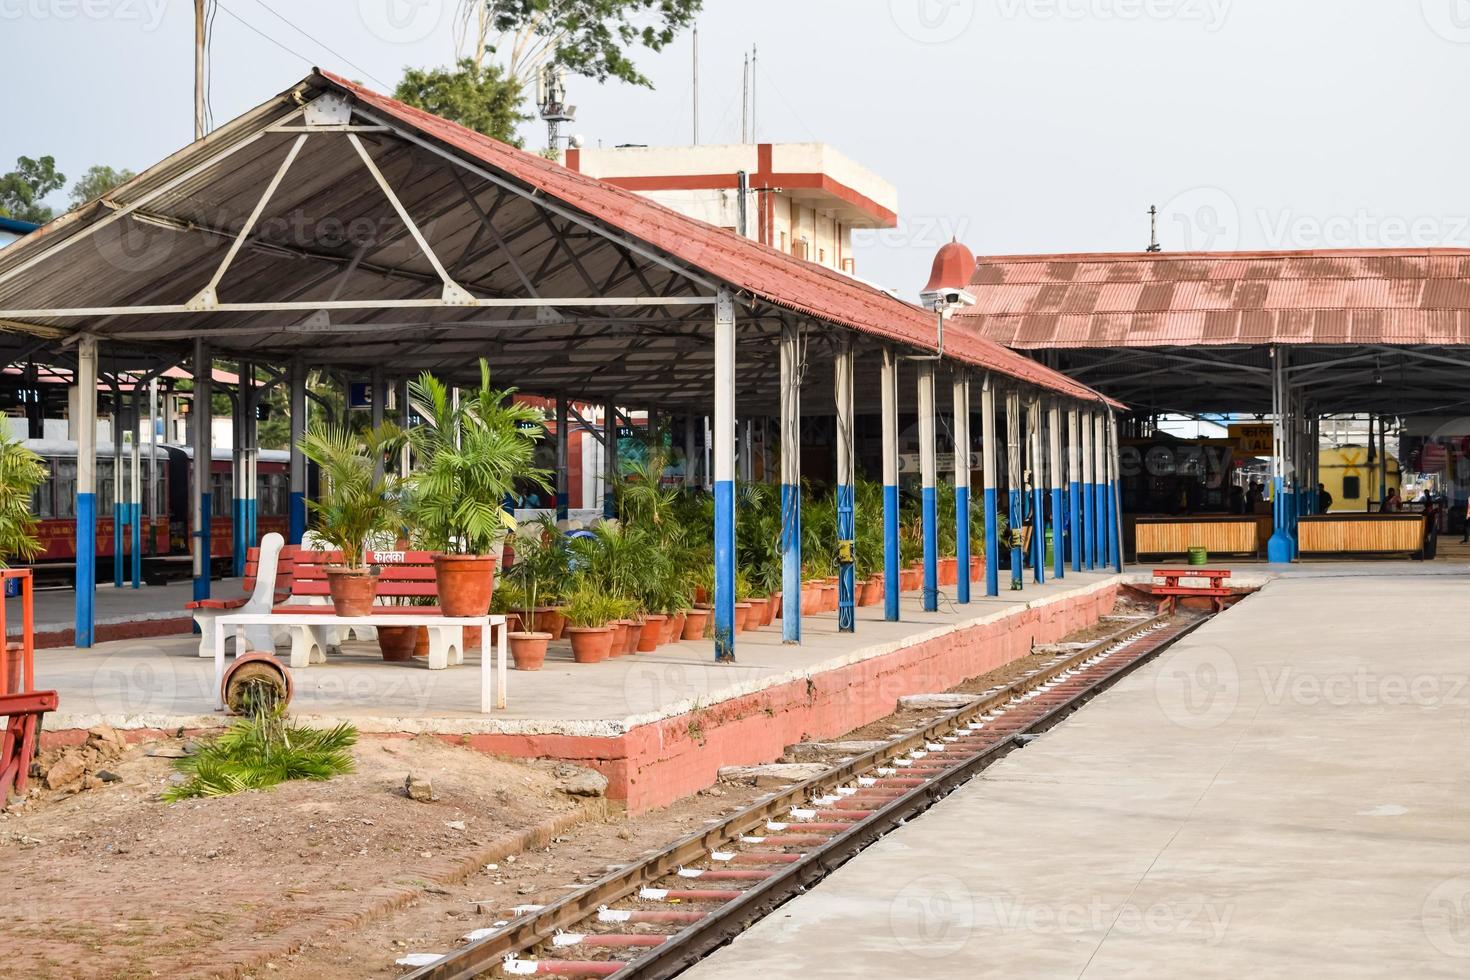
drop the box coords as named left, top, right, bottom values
left=1, top=599, right=1157, bottom=978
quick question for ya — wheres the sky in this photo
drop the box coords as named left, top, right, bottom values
left=5, top=0, right=1470, bottom=299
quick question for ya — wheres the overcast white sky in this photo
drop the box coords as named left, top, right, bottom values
left=5, top=0, right=1469, bottom=298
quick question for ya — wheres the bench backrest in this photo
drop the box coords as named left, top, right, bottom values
left=1153, top=568, right=1231, bottom=579
left=285, top=548, right=440, bottom=600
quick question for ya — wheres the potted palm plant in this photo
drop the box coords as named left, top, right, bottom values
left=407, top=360, right=550, bottom=619
left=0, top=433, right=45, bottom=693
left=563, top=581, right=619, bottom=664
left=298, top=422, right=403, bottom=617
left=504, top=518, right=568, bottom=670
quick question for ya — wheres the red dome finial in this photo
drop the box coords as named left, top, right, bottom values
left=920, top=239, right=977, bottom=308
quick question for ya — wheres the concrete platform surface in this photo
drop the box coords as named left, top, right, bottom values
left=33, top=572, right=1119, bottom=736
left=685, top=569, right=1470, bottom=979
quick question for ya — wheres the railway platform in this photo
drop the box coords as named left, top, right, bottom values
left=32, top=571, right=1123, bottom=812
left=4, top=577, right=243, bottom=648
left=684, top=563, right=1470, bottom=978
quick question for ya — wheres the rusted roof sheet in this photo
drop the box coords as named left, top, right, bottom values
left=956, top=249, right=1470, bottom=348
left=323, top=73, right=1114, bottom=404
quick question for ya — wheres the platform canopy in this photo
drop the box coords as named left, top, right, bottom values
left=0, top=70, right=1111, bottom=412
left=954, top=249, right=1470, bottom=416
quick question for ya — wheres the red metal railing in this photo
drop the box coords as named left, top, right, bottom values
left=1, top=569, right=56, bottom=798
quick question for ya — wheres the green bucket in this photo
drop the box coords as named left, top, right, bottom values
left=1187, top=546, right=1208, bottom=566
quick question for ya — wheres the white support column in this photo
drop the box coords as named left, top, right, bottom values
left=779, top=320, right=803, bottom=643
left=712, top=288, right=737, bottom=661
left=75, top=337, right=98, bottom=647
left=684, top=413, right=697, bottom=487
left=192, top=338, right=212, bottom=601
left=1049, top=400, right=1064, bottom=580
left=918, top=360, right=938, bottom=612
left=1029, top=396, right=1045, bottom=584
left=288, top=361, right=306, bottom=544
left=835, top=332, right=856, bottom=632
left=881, top=347, right=901, bottom=620
left=1093, top=410, right=1107, bottom=569
left=980, top=376, right=999, bottom=597
left=952, top=372, right=971, bottom=603
left=1006, top=388, right=1024, bottom=590
left=1107, top=410, right=1123, bottom=573
left=1081, top=407, right=1095, bottom=570
left=1067, top=405, right=1082, bottom=571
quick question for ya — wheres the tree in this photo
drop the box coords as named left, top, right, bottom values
left=0, top=155, right=65, bottom=224
left=461, top=0, right=703, bottom=87
left=393, top=59, right=528, bottom=144
left=69, top=164, right=136, bottom=207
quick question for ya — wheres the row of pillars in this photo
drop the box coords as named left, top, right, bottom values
left=70, top=308, right=1125, bottom=654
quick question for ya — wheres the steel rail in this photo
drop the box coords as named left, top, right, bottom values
left=405, top=611, right=1204, bottom=980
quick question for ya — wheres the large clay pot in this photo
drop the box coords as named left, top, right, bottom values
left=769, top=593, right=782, bottom=620
left=733, top=602, right=752, bottom=632
left=745, top=597, right=768, bottom=629
left=682, top=607, right=710, bottom=640
left=377, top=625, right=417, bottom=662
left=567, top=626, right=613, bottom=664
left=620, top=619, right=641, bottom=655
left=325, top=566, right=379, bottom=617
left=509, top=631, right=551, bottom=670
left=464, top=625, right=483, bottom=651
left=413, top=625, right=430, bottom=658
left=606, top=620, right=629, bottom=657
left=637, top=614, right=667, bottom=652
left=534, top=607, right=567, bottom=640
left=858, top=577, right=883, bottom=606
left=664, top=611, right=685, bottom=643
left=433, top=554, right=497, bottom=618
left=821, top=583, right=838, bottom=612
left=970, top=556, right=983, bottom=582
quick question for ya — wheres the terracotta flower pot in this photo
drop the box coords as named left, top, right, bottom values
left=534, top=607, right=567, bottom=640
left=620, top=619, right=641, bottom=655
left=682, top=607, right=710, bottom=640
left=637, top=614, right=667, bottom=652
left=858, top=577, right=883, bottom=606
left=665, top=611, right=686, bottom=643
left=509, top=631, right=551, bottom=671
left=970, top=556, right=982, bottom=581
left=821, top=583, right=838, bottom=612
left=413, top=625, right=430, bottom=658
left=464, top=625, right=483, bottom=650
left=376, top=625, right=417, bottom=662
left=433, top=554, right=497, bottom=618
left=567, top=626, right=613, bottom=664
left=769, top=593, right=782, bottom=620
left=745, top=597, right=768, bottom=629
left=325, top=566, right=379, bottom=617
left=733, top=602, right=752, bottom=632
left=606, top=620, right=629, bottom=657
left=694, top=586, right=709, bottom=605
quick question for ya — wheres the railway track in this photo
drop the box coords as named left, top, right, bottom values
left=406, top=609, right=1210, bottom=980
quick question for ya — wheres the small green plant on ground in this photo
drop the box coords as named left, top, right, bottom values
left=163, top=688, right=357, bottom=801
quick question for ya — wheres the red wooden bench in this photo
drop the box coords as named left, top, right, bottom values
left=1151, top=567, right=1233, bottom=612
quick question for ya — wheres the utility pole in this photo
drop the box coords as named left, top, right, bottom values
left=194, top=0, right=206, bottom=140
left=741, top=53, right=749, bottom=144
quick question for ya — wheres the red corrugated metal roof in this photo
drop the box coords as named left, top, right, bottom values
left=958, top=249, right=1470, bottom=347
left=319, top=72, right=1114, bottom=405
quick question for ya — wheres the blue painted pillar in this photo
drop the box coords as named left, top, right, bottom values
left=288, top=361, right=307, bottom=544
left=780, top=321, right=803, bottom=641
left=192, top=338, right=212, bottom=602
left=603, top=400, right=617, bottom=520
left=1029, top=398, right=1045, bottom=585
left=918, top=361, right=939, bottom=612
left=952, top=374, right=971, bottom=604
left=1068, top=406, right=1082, bottom=572
left=1007, top=389, right=1024, bottom=590
left=128, top=404, right=142, bottom=589
left=1049, top=400, right=1064, bottom=580
left=835, top=334, right=856, bottom=632
left=980, top=378, right=999, bottom=597
left=556, top=396, right=570, bottom=521
left=1094, top=412, right=1110, bottom=569
left=75, top=337, right=98, bottom=647
left=881, top=347, right=901, bottom=620
left=113, top=429, right=124, bottom=589
left=1266, top=349, right=1293, bottom=564
left=1081, top=408, right=1096, bottom=570
left=1107, top=412, right=1123, bottom=573
left=712, top=289, right=737, bottom=661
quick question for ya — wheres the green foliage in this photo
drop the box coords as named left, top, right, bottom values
left=508, top=515, right=571, bottom=612
left=490, top=577, right=527, bottom=614
left=68, top=164, right=135, bottom=207
left=298, top=421, right=404, bottom=568
left=0, top=433, right=45, bottom=566
left=0, top=154, right=64, bottom=223
left=395, top=59, right=528, bottom=144
left=562, top=578, right=622, bottom=628
left=481, top=0, right=703, bottom=87
left=162, top=711, right=357, bottom=802
left=406, top=360, right=550, bottom=556
left=852, top=478, right=886, bottom=579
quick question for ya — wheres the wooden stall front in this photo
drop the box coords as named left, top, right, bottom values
left=1131, top=515, right=1264, bottom=560
left=1298, top=513, right=1427, bottom=558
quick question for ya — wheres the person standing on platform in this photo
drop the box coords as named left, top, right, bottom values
left=1317, top=483, right=1333, bottom=514
left=1382, top=487, right=1402, bottom=513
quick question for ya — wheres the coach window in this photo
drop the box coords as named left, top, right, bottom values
left=96, top=460, right=114, bottom=512
left=54, top=459, right=76, bottom=519
left=30, top=459, right=53, bottom=519
left=1342, top=475, right=1361, bottom=500
left=211, top=471, right=231, bottom=518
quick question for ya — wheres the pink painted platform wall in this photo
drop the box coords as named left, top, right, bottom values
left=461, top=583, right=1119, bottom=813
